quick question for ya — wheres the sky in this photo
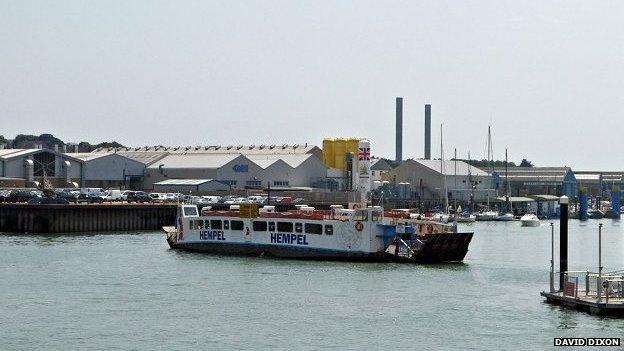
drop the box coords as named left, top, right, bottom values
left=1, top=1, right=623, bottom=170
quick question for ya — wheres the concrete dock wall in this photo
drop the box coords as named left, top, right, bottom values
left=0, top=204, right=177, bottom=233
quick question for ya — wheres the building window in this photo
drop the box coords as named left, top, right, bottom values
left=273, top=181, right=289, bottom=187
left=221, top=180, right=237, bottom=187
left=246, top=180, right=262, bottom=188
left=33, top=152, right=56, bottom=177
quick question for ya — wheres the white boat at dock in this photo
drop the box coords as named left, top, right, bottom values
left=496, top=212, right=515, bottom=221
left=475, top=210, right=498, bottom=221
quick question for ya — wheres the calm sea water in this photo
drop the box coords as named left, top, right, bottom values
left=1, top=220, right=624, bottom=350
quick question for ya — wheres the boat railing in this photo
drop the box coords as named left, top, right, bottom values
left=551, top=271, right=624, bottom=302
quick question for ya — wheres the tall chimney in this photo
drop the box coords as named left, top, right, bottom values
left=54, top=144, right=59, bottom=152
left=425, top=104, right=431, bottom=160
left=62, top=144, right=67, bottom=153
left=395, top=97, right=403, bottom=162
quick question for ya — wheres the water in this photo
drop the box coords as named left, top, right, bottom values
left=1, top=220, right=624, bottom=350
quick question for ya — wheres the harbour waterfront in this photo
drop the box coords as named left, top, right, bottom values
left=1, top=221, right=624, bottom=350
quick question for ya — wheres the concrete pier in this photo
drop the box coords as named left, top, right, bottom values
left=0, top=204, right=177, bottom=233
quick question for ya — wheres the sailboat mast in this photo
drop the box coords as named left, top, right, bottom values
left=441, top=124, right=448, bottom=213
left=505, top=148, right=510, bottom=212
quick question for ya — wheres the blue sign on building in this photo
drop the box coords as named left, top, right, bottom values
left=233, top=164, right=249, bottom=173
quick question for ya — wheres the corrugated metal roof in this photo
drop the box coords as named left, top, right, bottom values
left=413, top=159, right=489, bottom=176
left=492, top=167, right=572, bottom=182
left=247, top=154, right=314, bottom=168
left=149, top=154, right=241, bottom=169
left=154, top=179, right=216, bottom=186
left=114, top=151, right=169, bottom=165
left=69, top=153, right=112, bottom=161
left=93, top=144, right=319, bottom=155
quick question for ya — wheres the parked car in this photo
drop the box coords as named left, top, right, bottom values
left=103, top=189, right=123, bottom=201
left=56, top=190, right=80, bottom=203
left=121, top=190, right=135, bottom=201
left=127, top=191, right=151, bottom=203
left=149, top=193, right=166, bottom=203
left=0, top=189, right=11, bottom=203
left=7, top=189, right=42, bottom=203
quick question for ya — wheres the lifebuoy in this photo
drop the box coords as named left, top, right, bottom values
left=355, top=221, right=364, bottom=232
left=426, top=224, right=433, bottom=234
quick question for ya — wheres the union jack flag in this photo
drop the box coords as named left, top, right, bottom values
left=358, top=147, right=370, bottom=161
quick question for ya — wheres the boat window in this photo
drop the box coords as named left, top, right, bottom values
left=353, top=210, right=368, bottom=222
left=253, top=221, right=267, bottom=231
left=204, top=220, right=210, bottom=229
left=295, top=223, right=302, bottom=233
left=223, top=221, right=229, bottom=230
left=268, top=222, right=276, bottom=231
left=305, top=223, right=323, bottom=235
left=183, top=207, right=198, bottom=216
left=195, top=220, right=204, bottom=229
left=210, top=220, right=222, bottom=230
left=324, top=225, right=333, bottom=235
left=188, top=220, right=195, bottom=230
left=231, top=220, right=244, bottom=231
left=371, top=211, right=381, bottom=222
left=277, top=222, right=293, bottom=233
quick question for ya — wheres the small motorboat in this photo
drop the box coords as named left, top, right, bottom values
left=496, top=212, right=515, bottom=221
left=588, top=209, right=605, bottom=219
left=455, top=212, right=476, bottom=223
left=475, top=211, right=498, bottom=221
left=520, top=213, right=540, bottom=227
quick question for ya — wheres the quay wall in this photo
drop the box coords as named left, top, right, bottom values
left=0, top=204, right=177, bottom=234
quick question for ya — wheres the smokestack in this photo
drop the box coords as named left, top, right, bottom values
left=395, top=97, right=403, bottom=162
left=62, top=144, right=67, bottom=153
left=425, top=104, right=431, bottom=160
left=54, top=144, right=59, bottom=152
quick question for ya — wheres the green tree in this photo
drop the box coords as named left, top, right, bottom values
left=519, top=159, right=534, bottom=167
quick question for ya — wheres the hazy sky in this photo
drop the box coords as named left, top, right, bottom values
left=1, top=1, right=623, bottom=170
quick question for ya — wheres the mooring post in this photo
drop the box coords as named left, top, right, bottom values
left=559, top=195, right=569, bottom=291
left=598, top=223, right=603, bottom=302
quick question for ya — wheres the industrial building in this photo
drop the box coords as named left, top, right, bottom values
left=493, top=167, right=578, bottom=198
left=144, top=152, right=327, bottom=191
left=71, top=153, right=147, bottom=189
left=382, top=159, right=494, bottom=202
left=0, top=148, right=82, bottom=188
left=574, top=171, right=623, bottom=197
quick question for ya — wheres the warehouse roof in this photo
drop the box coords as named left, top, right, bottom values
left=149, top=154, right=241, bottom=169
left=410, top=159, right=489, bottom=176
left=371, top=158, right=393, bottom=171
left=92, top=144, right=320, bottom=155
left=247, top=154, right=315, bottom=168
left=0, top=148, right=83, bottom=162
left=492, top=167, right=574, bottom=183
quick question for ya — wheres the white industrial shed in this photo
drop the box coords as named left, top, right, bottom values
left=384, top=159, right=494, bottom=201
left=153, top=179, right=230, bottom=194
left=144, top=153, right=327, bottom=191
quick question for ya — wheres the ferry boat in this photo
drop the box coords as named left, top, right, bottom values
left=164, top=204, right=474, bottom=263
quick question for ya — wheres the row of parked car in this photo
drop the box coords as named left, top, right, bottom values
left=0, top=188, right=306, bottom=205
